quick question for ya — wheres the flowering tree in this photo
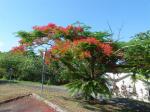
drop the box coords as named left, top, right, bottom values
left=14, top=23, right=119, bottom=100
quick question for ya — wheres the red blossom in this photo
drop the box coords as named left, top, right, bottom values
left=11, top=45, right=26, bottom=54
left=66, top=25, right=73, bottom=30
left=32, top=23, right=84, bottom=40
left=44, top=51, right=51, bottom=65
left=47, top=23, right=56, bottom=28
left=50, top=40, right=71, bottom=54
left=77, top=27, right=83, bottom=32
left=73, top=37, right=112, bottom=56
left=51, top=45, right=59, bottom=51
left=99, top=43, right=112, bottom=56
left=83, top=51, right=91, bottom=58
left=55, top=26, right=69, bottom=35
left=33, top=23, right=57, bottom=31
left=73, top=37, right=100, bottom=46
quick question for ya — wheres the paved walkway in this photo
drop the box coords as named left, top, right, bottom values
left=0, top=96, right=55, bottom=112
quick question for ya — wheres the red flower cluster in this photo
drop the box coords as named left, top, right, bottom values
left=73, top=37, right=100, bottom=46
left=11, top=45, right=26, bottom=54
left=100, top=43, right=112, bottom=56
left=47, top=37, right=112, bottom=63
left=32, top=23, right=84, bottom=38
left=45, top=51, right=51, bottom=65
left=13, top=23, right=115, bottom=66
left=65, top=25, right=83, bottom=32
left=73, top=37, right=112, bottom=56
left=82, top=51, right=91, bottom=58
left=19, top=39, right=32, bottom=46
left=33, top=23, right=57, bottom=31
left=50, top=40, right=71, bottom=55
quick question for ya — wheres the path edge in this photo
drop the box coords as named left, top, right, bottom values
left=32, top=93, right=67, bottom=112
left=0, top=93, right=31, bottom=105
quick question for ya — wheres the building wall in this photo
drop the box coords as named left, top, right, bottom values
left=106, top=73, right=150, bottom=102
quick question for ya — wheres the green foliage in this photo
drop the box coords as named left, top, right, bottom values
left=46, top=62, right=69, bottom=85
left=124, top=30, right=150, bottom=80
left=0, top=68, right=7, bottom=78
left=0, top=52, right=23, bottom=79
left=66, top=78, right=110, bottom=100
left=0, top=52, right=44, bottom=81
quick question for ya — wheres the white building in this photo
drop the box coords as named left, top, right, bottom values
left=106, top=73, right=150, bottom=102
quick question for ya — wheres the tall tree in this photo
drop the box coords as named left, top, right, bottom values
left=14, top=22, right=119, bottom=100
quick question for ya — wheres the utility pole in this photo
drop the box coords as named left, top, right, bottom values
left=41, top=48, right=47, bottom=93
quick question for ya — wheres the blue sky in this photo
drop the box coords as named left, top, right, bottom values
left=0, top=0, right=150, bottom=51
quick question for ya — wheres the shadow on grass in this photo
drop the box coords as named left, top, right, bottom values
left=60, top=96, right=150, bottom=112
left=60, top=96, right=100, bottom=111
left=108, top=98, right=150, bottom=112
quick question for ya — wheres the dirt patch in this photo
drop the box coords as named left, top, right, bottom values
left=0, top=95, right=56, bottom=112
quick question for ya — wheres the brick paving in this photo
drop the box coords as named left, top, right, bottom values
left=0, top=96, right=56, bottom=112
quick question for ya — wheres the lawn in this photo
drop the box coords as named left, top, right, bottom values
left=0, top=82, right=30, bottom=102
left=0, top=80, right=150, bottom=112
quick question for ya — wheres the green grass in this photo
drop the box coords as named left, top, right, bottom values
left=0, top=84, right=31, bottom=102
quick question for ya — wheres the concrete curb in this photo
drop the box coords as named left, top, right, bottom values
left=32, top=93, right=67, bottom=112
left=0, top=93, right=31, bottom=105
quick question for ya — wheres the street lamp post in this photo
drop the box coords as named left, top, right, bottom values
left=41, top=48, right=47, bottom=93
